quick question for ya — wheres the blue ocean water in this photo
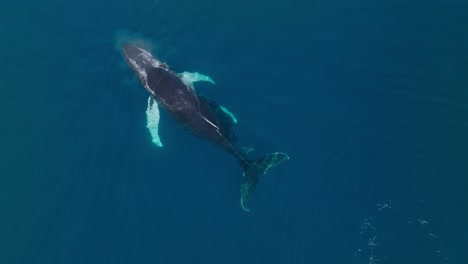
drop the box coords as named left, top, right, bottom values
left=1, top=0, right=467, bottom=263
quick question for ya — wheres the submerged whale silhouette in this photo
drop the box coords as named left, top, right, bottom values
left=122, top=45, right=288, bottom=211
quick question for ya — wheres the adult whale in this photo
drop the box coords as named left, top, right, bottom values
left=122, top=45, right=288, bottom=211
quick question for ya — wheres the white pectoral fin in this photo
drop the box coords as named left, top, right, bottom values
left=178, top=71, right=215, bottom=89
left=220, top=105, right=238, bottom=124
left=146, top=96, right=163, bottom=147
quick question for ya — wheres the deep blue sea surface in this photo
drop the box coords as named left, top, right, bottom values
left=1, top=1, right=467, bottom=263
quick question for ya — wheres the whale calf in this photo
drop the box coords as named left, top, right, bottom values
left=122, top=45, right=288, bottom=211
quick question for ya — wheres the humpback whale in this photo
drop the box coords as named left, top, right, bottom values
left=122, top=45, right=288, bottom=211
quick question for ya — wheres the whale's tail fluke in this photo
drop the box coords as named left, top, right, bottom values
left=240, top=152, right=289, bottom=212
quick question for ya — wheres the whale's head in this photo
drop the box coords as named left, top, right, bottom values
left=122, top=45, right=167, bottom=94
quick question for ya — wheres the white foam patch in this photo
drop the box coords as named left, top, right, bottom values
left=220, top=105, right=238, bottom=124
left=178, top=71, right=215, bottom=89
left=352, top=199, right=449, bottom=263
left=146, top=96, right=163, bottom=147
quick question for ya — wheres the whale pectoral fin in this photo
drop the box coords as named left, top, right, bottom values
left=146, top=96, right=163, bottom=147
left=219, top=105, right=238, bottom=124
left=178, top=71, right=215, bottom=89
left=201, top=95, right=238, bottom=126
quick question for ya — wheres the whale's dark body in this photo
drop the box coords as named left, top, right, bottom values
left=123, top=45, right=288, bottom=211
left=147, top=66, right=244, bottom=160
